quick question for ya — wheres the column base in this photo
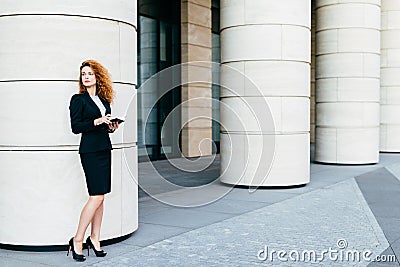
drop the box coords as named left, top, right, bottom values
left=0, top=231, right=135, bottom=252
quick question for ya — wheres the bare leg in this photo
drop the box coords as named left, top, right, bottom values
left=74, top=195, right=104, bottom=254
left=90, top=201, right=104, bottom=250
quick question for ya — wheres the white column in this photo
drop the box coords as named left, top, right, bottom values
left=315, top=0, right=381, bottom=164
left=0, top=1, right=138, bottom=246
left=381, top=0, right=400, bottom=151
left=220, top=0, right=311, bottom=186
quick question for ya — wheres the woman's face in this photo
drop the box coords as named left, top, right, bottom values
left=81, top=66, right=96, bottom=88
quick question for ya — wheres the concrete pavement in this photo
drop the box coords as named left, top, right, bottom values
left=1, top=152, right=400, bottom=266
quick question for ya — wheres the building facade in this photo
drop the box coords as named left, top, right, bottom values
left=1, top=0, right=399, bottom=247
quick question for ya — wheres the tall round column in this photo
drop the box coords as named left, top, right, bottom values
left=381, top=0, right=400, bottom=151
left=0, top=1, right=138, bottom=246
left=315, top=0, right=381, bottom=164
left=220, top=0, right=311, bottom=186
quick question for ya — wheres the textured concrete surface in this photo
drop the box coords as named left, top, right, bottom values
left=2, top=153, right=400, bottom=266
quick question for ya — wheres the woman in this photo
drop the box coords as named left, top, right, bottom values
left=68, top=60, right=120, bottom=262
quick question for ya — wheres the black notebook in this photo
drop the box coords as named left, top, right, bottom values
left=110, top=116, right=125, bottom=123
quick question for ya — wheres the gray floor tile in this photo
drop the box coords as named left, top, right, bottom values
left=97, top=178, right=388, bottom=267
left=368, top=246, right=399, bottom=266
left=139, top=208, right=234, bottom=229
left=122, top=223, right=189, bottom=247
left=361, top=194, right=400, bottom=206
left=138, top=198, right=174, bottom=218
left=380, top=154, right=400, bottom=166
left=223, top=188, right=297, bottom=204
left=138, top=155, right=220, bottom=199
left=311, top=168, right=362, bottom=182
left=389, top=238, right=400, bottom=264
left=0, top=250, right=69, bottom=267
left=357, top=167, right=400, bottom=266
left=368, top=260, right=399, bottom=266
left=357, top=168, right=400, bottom=220
left=310, top=163, right=328, bottom=173
left=371, top=205, right=400, bottom=219
left=139, top=182, right=236, bottom=208
left=189, top=198, right=269, bottom=215
left=0, top=243, right=141, bottom=267
left=368, top=247, right=399, bottom=267
left=5, top=152, right=400, bottom=266
left=372, top=218, right=400, bottom=244
left=0, top=257, right=50, bottom=267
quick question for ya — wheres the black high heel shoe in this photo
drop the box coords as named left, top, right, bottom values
left=67, top=237, right=86, bottom=262
left=86, top=236, right=107, bottom=257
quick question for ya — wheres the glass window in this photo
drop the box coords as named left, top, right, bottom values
left=212, top=0, right=220, bottom=153
left=137, top=0, right=181, bottom=161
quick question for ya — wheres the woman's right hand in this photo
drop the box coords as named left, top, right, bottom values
left=94, top=114, right=111, bottom=126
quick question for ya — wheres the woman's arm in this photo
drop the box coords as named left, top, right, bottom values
left=69, top=94, right=98, bottom=134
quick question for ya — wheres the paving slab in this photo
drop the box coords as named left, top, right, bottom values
left=0, top=257, right=50, bottom=267
left=222, top=188, right=298, bottom=204
left=139, top=208, right=235, bottom=229
left=188, top=198, right=270, bottom=215
left=90, top=179, right=388, bottom=266
left=368, top=246, right=398, bottom=266
left=0, top=243, right=141, bottom=267
left=389, top=238, right=400, bottom=265
left=3, top=152, right=400, bottom=266
left=122, top=223, right=189, bottom=247
left=356, top=168, right=400, bottom=266
left=138, top=198, right=174, bottom=218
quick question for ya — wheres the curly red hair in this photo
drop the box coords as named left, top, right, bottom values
left=78, top=60, right=114, bottom=103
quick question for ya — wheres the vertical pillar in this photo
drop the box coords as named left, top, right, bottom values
left=220, top=0, right=311, bottom=186
left=0, top=1, right=138, bottom=246
left=181, top=0, right=213, bottom=157
left=315, top=0, right=381, bottom=164
left=311, top=0, right=317, bottom=144
left=381, top=0, right=400, bottom=151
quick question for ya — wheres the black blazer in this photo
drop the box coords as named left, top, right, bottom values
left=69, top=92, right=112, bottom=154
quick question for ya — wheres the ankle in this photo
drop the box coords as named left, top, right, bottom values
left=90, top=235, right=99, bottom=242
left=74, top=236, right=84, bottom=243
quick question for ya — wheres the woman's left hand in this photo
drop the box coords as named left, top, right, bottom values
left=108, top=122, right=119, bottom=132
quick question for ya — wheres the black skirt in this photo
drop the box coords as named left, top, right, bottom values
left=80, top=150, right=111, bottom=196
